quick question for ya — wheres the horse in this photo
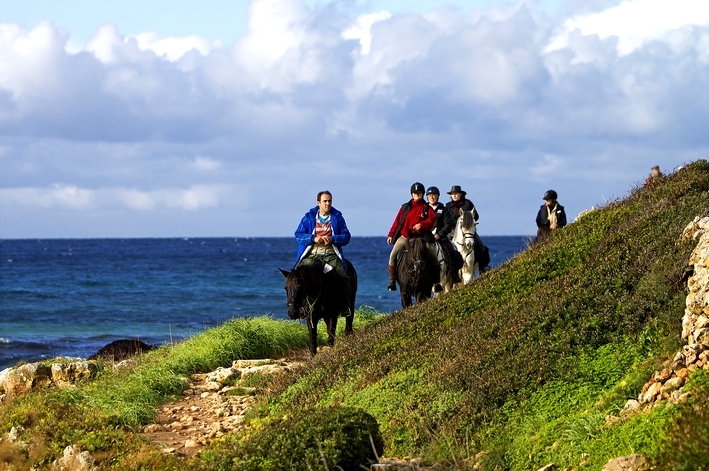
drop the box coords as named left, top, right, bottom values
left=280, top=259, right=357, bottom=356
left=452, top=210, right=478, bottom=284
left=396, top=235, right=435, bottom=308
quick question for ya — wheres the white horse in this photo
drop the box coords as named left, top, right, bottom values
left=452, top=210, right=478, bottom=284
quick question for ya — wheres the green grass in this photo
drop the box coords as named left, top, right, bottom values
left=205, top=160, right=709, bottom=470
left=4, top=161, right=709, bottom=470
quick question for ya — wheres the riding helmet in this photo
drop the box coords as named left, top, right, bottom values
left=543, top=190, right=558, bottom=200
left=426, top=186, right=440, bottom=196
left=410, top=182, right=425, bottom=194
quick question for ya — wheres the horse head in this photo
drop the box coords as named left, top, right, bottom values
left=281, top=262, right=323, bottom=320
left=455, top=210, right=477, bottom=250
left=405, top=236, right=429, bottom=279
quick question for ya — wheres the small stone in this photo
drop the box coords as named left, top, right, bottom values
left=620, top=399, right=640, bottom=415
left=161, top=447, right=176, bottom=454
left=676, top=368, right=689, bottom=379
left=653, top=368, right=672, bottom=383
left=537, top=465, right=557, bottom=471
left=189, top=406, right=200, bottom=412
left=200, top=392, right=211, bottom=399
left=688, top=364, right=698, bottom=372
left=184, top=439, right=199, bottom=448
left=661, top=376, right=685, bottom=393
left=601, top=453, right=649, bottom=471
left=142, top=424, right=164, bottom=433
left=639, top=381, right=662, bottom=403
left=8, top=426, right=24, bottom=442
left=672, top=352, right=686, bottom=370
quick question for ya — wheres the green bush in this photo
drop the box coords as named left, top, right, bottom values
left=195, top=406, right=384, bottom=471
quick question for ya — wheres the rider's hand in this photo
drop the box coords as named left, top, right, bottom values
left=434, top=234, right=440, bottom=240
left=413, top=223, right=421, bottom=231
left=387, top=237, right=393, bottom=245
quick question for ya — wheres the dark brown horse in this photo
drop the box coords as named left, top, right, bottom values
left=280, top=259, right=357, bottom=355
left=396, top=235, right=435, bottom=309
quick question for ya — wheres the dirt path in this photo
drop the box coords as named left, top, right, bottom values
left=140, top=350, right=310, bottom=458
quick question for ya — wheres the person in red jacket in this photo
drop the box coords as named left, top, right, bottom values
left=386, top=182, right=439, bottom=291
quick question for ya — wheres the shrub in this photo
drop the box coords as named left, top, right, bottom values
left=196, top=406, right=384, bottom=471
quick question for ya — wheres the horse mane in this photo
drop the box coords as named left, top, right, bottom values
left=460, top=210, right=475, bottom=232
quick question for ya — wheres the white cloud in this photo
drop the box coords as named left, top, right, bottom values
left=547, top=0, right=709, bottom=55
left=192, top=156, right=222, bottom=171
left=342, top=11, right=392, bottom=55
left=132, top=32, right=219, bottom=62
left=0, top=184, right=95, bottom=209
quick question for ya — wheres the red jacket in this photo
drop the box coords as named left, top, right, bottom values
left=388, top=199, right=437, bottom=240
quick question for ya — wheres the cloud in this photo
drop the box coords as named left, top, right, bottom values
left=1, top=0, right=709, bottom=237
left=547, top=0, right=709, bottom=55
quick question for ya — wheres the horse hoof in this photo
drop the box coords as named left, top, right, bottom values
left=434, top=283, right=443, bottom=293
left=387, top=283, right=397, bottom=291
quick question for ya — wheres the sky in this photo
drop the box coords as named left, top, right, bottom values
left=1, top=0, right=708, bottom=238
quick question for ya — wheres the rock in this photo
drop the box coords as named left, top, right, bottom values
left=112, top=359, right=137, bottom=371
left=206, top=367, right=240, bottom=384
left=143, top=424, right=164, bottom=433
left=237, top=364, right=288, bottom=384
left=639, top=381, right=662, bottom=404
left=1, top=363, right=52, bottom=397
left=652, top=368, right=673, bottom=383
left=7, top=426, right=24, bottom=442
left=88, top=339, right=155, bottom=361
left=601, top=454, right=649, bottom=471
left=184, top=439, right=199, bottom=448
left=671, top=352, right=686, bottom=371
left=675, top=367, right=689, bottom=379
left=695, top=328, right=709, bottom=346
left=537, top=465, right=557, bottom=471
left=620, top=399, right=640, bottom=415
left=660, top=376, right=684, bottom=393
left=51, top=445, right=98, bottom=471
left=232, top=359, right=276, bottom=369
left=51, top=361, right=98, bottom=387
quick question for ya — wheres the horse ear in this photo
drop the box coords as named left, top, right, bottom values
left=279, top=268, right=290, bottom=278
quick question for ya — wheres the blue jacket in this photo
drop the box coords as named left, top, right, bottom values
left=294, top=206, right=351, bottom=268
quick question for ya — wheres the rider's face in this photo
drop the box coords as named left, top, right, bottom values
left=411, top=192, right=424, bottom=201
left=427, top=193, right=439, bottom=205
left=317, top=195, right=332, bottom=215
left=450, top=192, right=462, bottom=201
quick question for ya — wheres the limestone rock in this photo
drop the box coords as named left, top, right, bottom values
left=51, top=445, right=98, bottom=471
left=1, top=363, right=51, bottom=397
left=601, top=454, right=649, bottom=471
left=620, top=399, right=640, bottom=415
left=51, top=361, right=98, bottom=387
left=536, top=465, right=557, bottom=471
left=112, top=359, right=137, bottom=371
left=660, top=376, right=684, bottom=393
left=206, top=366, right=240, bottom=384
left=639, top=381, right=662, bottom=404
left=7, top=426, right=24, bottom=443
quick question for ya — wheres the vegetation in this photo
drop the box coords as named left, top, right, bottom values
left=3, top=161, right=709, bottom=470
left=194, top=406, right=384, bottom=471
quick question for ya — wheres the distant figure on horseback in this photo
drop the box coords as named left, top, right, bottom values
left=534, top=189, right=567, bottom=243
left=445, top=185, right=491, bottom=274
left=386, top=182, right=442, bottom=295
left=426, top=186, right=464, bottom=288
left=294, top=190, right=353, bottom=316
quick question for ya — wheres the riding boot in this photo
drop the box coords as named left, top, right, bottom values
left=431, top=259, right=443, bottom=292
left=387, top=264, right=397, bottom=291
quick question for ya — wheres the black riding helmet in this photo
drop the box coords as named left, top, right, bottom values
left=426, top=186, right=440, bottom=196
left=410, top=182, right=425, bottom=194
left=543, top=190, right=558, bottom=200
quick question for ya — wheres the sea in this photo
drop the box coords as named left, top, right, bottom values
left=0, top=236, right=528, bottom=369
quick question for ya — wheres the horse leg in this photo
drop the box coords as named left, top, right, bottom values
left=344, top=313, right=354, bottom=335
left=326, top=316, right=338, bottom=347
left=308, top=318, right=319, bottom=356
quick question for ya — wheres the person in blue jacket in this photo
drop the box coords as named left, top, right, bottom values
left=294, top=190, right=352, bottom=312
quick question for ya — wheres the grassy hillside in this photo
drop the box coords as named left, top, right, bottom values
left=3, top=161, right=709, bottom=470
left=203, top=160, right=709, bottom=470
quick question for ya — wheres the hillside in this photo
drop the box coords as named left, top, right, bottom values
left=2, top=160, right=709, bottom=471
left=198, top=160, right=709, bottom=470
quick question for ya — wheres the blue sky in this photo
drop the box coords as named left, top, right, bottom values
left=1, top=0, right=708, bottom=238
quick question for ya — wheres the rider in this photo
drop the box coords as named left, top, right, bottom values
left=294, top=190, right=352, bottom=315
left=386, top=182, right=440, bottom=292
left=535, top=189, right=567, bottom=242
left=445, top=185, right=491, bottom=273
left=426, top=186, right=463, bottom=284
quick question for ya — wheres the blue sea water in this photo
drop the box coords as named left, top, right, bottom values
left=0, top=236, right=527, bottom=369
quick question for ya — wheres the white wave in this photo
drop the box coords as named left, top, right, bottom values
left=0, top=338, right=10, bottom=344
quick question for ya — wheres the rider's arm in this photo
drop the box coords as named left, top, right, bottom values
left=419, top=205, right=437, bottom=232
left=438, top=207, right=455, bottom=239
left=331, top=213, right=351, bottom=247
left=387, top=207, right=404, bottom=239
left=294, top=213, right=315, bottom=247
left=557, top=206, right=568, bottom=228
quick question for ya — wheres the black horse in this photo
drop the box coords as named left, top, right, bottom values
left=280, top=259, right=358, bottom=355
left=396, top=235, right=435, bottom=309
